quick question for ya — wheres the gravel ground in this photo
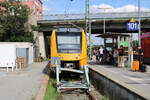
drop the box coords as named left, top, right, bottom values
left=60, top=89, right=88, bottom=100
left=60, top=85, right=102, bottom=100
left=0, top=61, right=48, bottom=100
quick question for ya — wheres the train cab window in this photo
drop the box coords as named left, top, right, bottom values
left=56, top=32, right=82, bottom=53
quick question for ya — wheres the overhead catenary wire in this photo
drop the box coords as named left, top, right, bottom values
left=64, top=0, right=73, bottom=18
left=63, top=0, right=82, bottom=29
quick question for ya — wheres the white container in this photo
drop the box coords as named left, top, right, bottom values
left=0, top=42, right=34, bottom=66
left=0, top=44, right=16, bottom=68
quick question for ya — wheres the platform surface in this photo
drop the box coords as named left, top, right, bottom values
left=0, top=61, right=48, bottom=100
left=89, top=62, right=150, bottom=99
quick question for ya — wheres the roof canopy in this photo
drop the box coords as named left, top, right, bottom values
left=95, top=33, right=130, bottom=38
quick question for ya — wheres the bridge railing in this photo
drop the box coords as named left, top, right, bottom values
left=38, top=12, right=150, bottom=21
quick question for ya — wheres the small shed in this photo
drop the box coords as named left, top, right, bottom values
left=96, top=33, right=132, bottom=67
left=0, top=42, right=34, bottom=68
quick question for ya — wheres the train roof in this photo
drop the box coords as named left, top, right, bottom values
left=55, top=28, right=82, bottom=32
left=95, top=33, right=130, bottom=38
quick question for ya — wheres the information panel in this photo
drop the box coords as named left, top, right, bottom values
left=126, top=22, right=139, bottom=31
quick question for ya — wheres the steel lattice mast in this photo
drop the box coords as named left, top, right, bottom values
left=85, top=0, right=92, bottom=60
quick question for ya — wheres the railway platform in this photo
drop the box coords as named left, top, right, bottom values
left=89, top=62, right=150, bottom=100
left=0, top=61, right=48, bottom=100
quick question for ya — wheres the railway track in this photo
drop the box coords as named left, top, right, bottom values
left=60, top=89, right=96, bottom=100
left=59, top=84, right=101, bottom=100
left=86, top=91, right=96, bottom=100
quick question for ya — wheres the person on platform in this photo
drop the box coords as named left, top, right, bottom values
left=99, top=47, right=104, bottom=63
left=39, top=53, right=43, bottom=62
left=103, top=48, right=108, bottom=63
left=113, top=48, right=118, bottom=66
left=118, top=45, right=124, bottom=67
left=95, top=49, right=99, bottom=62
left=137, top=46, right=144, bottom=62
left=92, top=49, right=96, bottom=61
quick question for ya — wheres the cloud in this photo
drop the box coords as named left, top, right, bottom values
left=90, top=3, right=150, bottom=13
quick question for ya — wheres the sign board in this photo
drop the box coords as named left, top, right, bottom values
left=126, top=22, right=139, bottom=31
left=126, top=18, right=139, bottom=31
left=119, top=41, right=129, bottom=47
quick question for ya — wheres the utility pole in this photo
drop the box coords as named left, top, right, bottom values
left=103, top=9, right=106, bottom=47
left=103, top=9, right=107, bottom=34
left=85, top=0, right=90, bottom=34
left=85, top=0, right=92, bottom=60
left=138, top=0, right=141, bottom=46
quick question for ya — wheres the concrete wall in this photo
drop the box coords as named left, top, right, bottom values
left=90, top=70, right=147, bottom=100
left=38, top=32, right=46, bottom=58
left=27, top=15, right=46, bottom=58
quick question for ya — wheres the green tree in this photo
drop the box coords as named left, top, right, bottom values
left=0, top=0, right=34, bottom=42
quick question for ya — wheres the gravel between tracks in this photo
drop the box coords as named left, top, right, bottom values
left=60, top=85, right=102, bottom=100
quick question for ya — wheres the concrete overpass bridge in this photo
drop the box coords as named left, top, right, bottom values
left=37, top=12, right=150, bottom=57
left=38, top=12, right=150, bottom=33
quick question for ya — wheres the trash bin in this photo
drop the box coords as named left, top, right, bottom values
left=140, top=63, right=147, bottom=72
left=132, top=60, right=139, bottom=71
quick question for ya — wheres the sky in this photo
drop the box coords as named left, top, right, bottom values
left=42, top=0, right=149, bottom=45
left=43, top=0, right=150, bottom=14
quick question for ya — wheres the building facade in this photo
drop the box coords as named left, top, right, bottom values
left=0, top=0, right=42, bottom=17
left=0, top=0, right=46, bottom=58
left=21, top=0, right=42, bottom=17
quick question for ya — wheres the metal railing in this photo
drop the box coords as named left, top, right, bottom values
left=38, top=12, right=150, bottom=21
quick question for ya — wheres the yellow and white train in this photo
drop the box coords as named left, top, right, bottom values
left=50, top=28, right=87, bottom=69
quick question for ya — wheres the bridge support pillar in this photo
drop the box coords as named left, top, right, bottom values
left=38, top=32, right=46, bottom=58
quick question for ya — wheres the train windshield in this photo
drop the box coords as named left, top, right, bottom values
left=57, top=32, right=82, bottom=53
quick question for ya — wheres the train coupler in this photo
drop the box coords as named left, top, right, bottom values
left=53, top=58, right=90, bottom=92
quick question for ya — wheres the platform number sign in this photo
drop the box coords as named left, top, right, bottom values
left=126, top=22, right=139, bottom=31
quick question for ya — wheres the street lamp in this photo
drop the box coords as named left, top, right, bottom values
left=138, top=0, right=141, bottom=46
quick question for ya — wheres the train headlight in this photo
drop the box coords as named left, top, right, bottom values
left=65, top=63, right=74, bottom=68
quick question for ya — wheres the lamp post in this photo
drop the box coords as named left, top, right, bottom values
left=138, top=0, right=141, bottom=46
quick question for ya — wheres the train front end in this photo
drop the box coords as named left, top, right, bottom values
left=50, top=28, right=87, bottom=69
